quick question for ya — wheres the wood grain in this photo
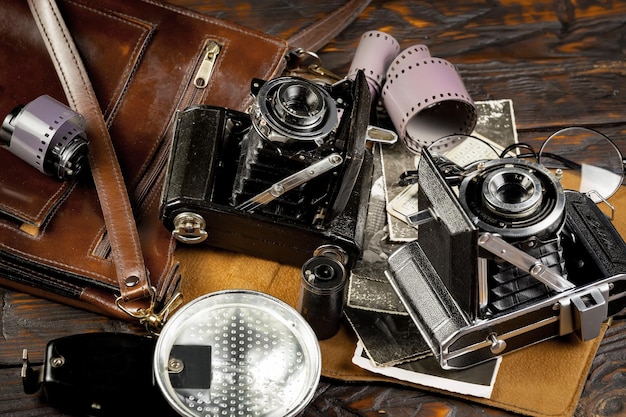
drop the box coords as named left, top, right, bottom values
left=1, top=0, right=626, bottom=416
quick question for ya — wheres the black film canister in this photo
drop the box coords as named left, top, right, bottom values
left=298, top=255, right=347, bottom=340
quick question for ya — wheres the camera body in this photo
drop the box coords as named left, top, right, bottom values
left=160, top=72, right=373, bottom=268
left=386, top=149, right=626, bottom=369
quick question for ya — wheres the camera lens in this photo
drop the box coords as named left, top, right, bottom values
left=252, top=77, right=337, bottom=145
left=482, top=168, right=543, bottom=218
left=459, top=159, right=566, bottom=239
left=493, top=181, right=531, bottom=204
left=274, top=82, right=326, bottom=128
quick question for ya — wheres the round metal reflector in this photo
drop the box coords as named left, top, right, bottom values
left=154, top=290, right=321, bottom=417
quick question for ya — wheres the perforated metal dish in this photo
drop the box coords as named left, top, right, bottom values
left=154, top=290, right=321, bottom=417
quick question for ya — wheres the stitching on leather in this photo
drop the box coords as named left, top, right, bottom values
left=34, top=180, right=78, bottom=234
left=140, top=0, right=287, bottom=46
left=0, top=261, right=84, bottom=295
left=130, top=36, right=221, bottom=200
left=139, top=0, right=288, bottom=101
left=65, top=0, right=155, bottom=124
left=0, top=181, right=69, bottom=225
left=135, top=175, right=178, bottom=286
left=0, top=242, right=115, bottom=285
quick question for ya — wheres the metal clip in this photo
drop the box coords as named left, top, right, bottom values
left=237, top=153, right=343, bottom=212
left=21, top=349, right=43, bottom=394
left=116, top=287, right=183, bottom=334
left=285, top=48, right=343, bottom=83
left=586, top=189, right=615, bottom=220
left=194, top=41, right=221, bottom=89
left=173, top=212, right=208, bottom=244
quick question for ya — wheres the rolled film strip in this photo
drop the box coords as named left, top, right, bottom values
left=348, top=30, right=400, bottom=103
left=382, top=45, right=477, bottom=154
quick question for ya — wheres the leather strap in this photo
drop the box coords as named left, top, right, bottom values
left=287, top=0, right=372, bottom=52
left=27, top=0, right=151, bottom=302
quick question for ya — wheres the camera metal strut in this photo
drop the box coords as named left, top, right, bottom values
left=236, top=152, right=343, bottom=212
left=477, top=232, right=576, bottom=293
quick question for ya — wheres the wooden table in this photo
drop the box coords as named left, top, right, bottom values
left=1, top=1, right=625, bottom=416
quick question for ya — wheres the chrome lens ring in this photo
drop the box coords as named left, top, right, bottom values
left=481, top=167, right=544, bottom=219
left=459, top=158, right=566, bottom=239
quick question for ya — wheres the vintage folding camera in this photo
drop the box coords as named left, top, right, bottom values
left=160, top=72, right=373, bottom=268
left=386, top=133, right=626, bottom=369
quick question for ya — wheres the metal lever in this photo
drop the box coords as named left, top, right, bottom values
left=366, top=125, right=398, bottom=144
left=172, top=212, right=208, bottom=244
left=487, top=333, right=507, bottom=354
left=21, top=349, right=43, bottom=394
left=477, top=232, right=576, bottom=292
left=237, top=153, right=343, bottom=212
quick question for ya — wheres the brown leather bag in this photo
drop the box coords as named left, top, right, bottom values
left=0, top=0, right=367, bottom=326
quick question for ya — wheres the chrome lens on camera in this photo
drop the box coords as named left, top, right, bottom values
left=251, top=77, right=337, bottom=145
left=481, top=167, right=544, bottom=219
left=0, top=95, right=88, bottom=180
left=459, top=159, right=566, bottom=239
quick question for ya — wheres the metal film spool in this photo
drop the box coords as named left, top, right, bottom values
left=154, top=290, right=321, bottom=417
left=382, top=45, right=477, bottom=154
left=0, top=95, right=88, bottom=180
left=347, top=30, right=400, bottom=103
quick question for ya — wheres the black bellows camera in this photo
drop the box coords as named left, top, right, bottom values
left=385, top=141, right=626, bottom=369
left=160, top=72, right=373, bottom=268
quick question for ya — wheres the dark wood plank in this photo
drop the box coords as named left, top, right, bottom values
left=1, top=0, right=626, bottom=416
left=304, top=381, right=513, bottom=417
left=0, top=367, right=65, bottom=417
left=170, top=0, right=626, bottom=130
left=0, top=290, right=139, bottom=366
